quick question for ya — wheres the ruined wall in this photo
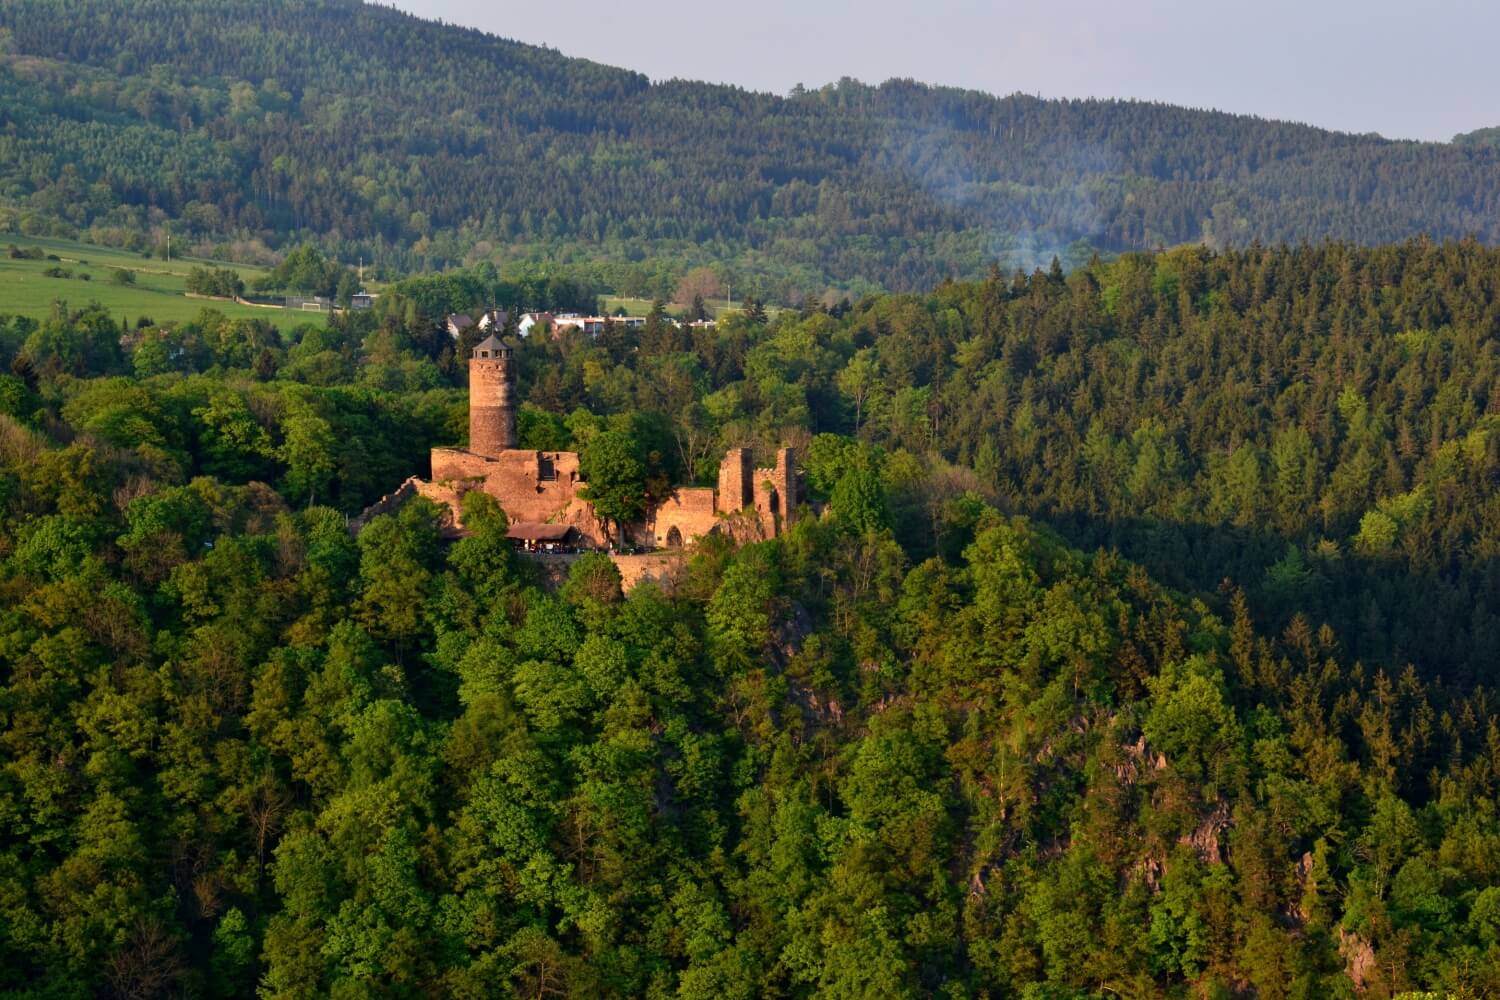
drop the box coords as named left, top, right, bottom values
left=750, top=447, right=798, bottom=537
left=400, top=457, right=604, bottom=547
left=468, top=356, right=516, bottom=457
left=717, top=447, right=753, bottom=513
left=351, top=476, right=464, bottom=537
left=369, top=442, right=798, bottom=551
left=751, top=467, right=775, bottom=536
left=411, top=480, right=464, bottom=537
left=556, top=497, right=608, bottom=548
left=647, top=487, right=720, bottom=548
left=775, top=448, right=798, bottom=523
left=610, top=552, right=685, bottom=590
left=350, top=476, right=421, bottom=533
left=430, top=447, right=584, bottom=524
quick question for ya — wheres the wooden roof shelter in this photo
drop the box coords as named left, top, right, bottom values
left=506, top=522, right=575, bottom=542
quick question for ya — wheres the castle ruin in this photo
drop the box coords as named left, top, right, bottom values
left=358, top=334, right=799, bottom=550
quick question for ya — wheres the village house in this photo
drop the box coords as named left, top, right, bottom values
left=517, top=311, right=666, bottom=340
left=546, top=313, right=650, bottom=337
left=516, top=311, right=554, bottom=337
left=447, top=309, right=509, bottom=338
left=445, top=313, right=474, bottom=338
left=476, top=308, right=509, bottom=331
left=551, top=313, right=605, bottom=336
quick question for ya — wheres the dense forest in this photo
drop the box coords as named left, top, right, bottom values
left=1, top=241, right=1499, bottom=995
left=490, top=238, right=1500, bottom=689
left=0, top=0, right=1498, bottom=301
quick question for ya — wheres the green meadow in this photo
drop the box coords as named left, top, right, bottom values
left=0, top=234, right=326, bottom=327
left=601, top=294, right=752, bottom=319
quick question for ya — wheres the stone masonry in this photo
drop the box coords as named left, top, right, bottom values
left=468, top=333, right=516, bottom=456
left=358, top=335, right=799, bottom=554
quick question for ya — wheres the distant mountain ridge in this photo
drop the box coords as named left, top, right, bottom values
left=0, top=0, right=1497, bottom=298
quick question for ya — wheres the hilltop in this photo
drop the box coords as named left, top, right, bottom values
left=1, top=0, right=1498, bottom=299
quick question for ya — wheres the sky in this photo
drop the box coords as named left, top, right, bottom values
left=390, top=0, right=1494, bottom=142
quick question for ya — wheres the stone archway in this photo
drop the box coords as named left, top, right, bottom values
left=665, top=525, right=684, bottom=548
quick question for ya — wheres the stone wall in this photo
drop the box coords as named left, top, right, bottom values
left=717, top=447, right=753, bottom=513
left=425, top=447, right=607, bottom=546
left=349, top=476, right=421, bottom=533
left=522, top=551, right=686, bottom=593
left=611, top=552, right=685, bottom=590
left=646, top=487, right=720, bottom=548
left=751, top=448, right=797, bottom=536
left=775, top=448, right=798, bottom=524
left=349, top=476, right=463, bottom=537
left=360, top=442, right=797, bottom=554
left=430, top=447, right=582, bottom=523
left=557, top=497, right=608, bottom=548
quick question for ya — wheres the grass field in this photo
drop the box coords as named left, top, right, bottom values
left=601, top=295, right=753, bottom=320
left=0, top=234, right=326, bottom=327
left=600, top=296, right=657, bottom=317
left=0, top=235, right=767, bottom=332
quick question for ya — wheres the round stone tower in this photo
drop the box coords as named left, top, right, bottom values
left=468, top=333, right=516, bottom=457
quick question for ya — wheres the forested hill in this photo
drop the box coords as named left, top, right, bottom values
left=9, top=255, right=1500, bottom=994
left=6, top=237, right=1500, bottom=993
left=2, top=0, right=1499, bottom=299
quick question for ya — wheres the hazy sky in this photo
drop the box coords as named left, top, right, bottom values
left=391, top=0, right=1494, bottom=142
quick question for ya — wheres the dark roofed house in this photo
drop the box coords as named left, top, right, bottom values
left=446, top=313, right=475, bottom=338
left=506, top=522, right=576, bottom=552
left=450, top=310, right=510, bottom=338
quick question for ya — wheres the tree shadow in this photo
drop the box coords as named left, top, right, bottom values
left=1039, top=511, right=1500, bottom=688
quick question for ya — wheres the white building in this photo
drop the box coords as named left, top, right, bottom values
left=448, top=309, right=510, bottom=338
left=517, top=311, right=555, bottom=338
